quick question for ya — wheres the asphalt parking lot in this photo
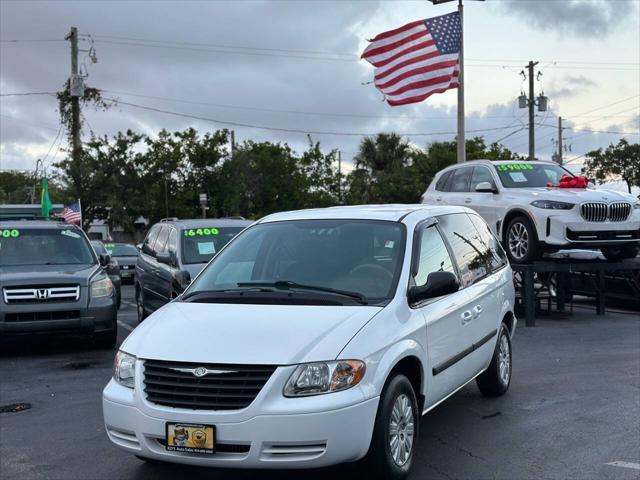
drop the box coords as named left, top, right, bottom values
left=1, top=285, right=639, bottom=480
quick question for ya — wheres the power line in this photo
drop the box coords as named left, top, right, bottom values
left=102, top=89, right=530, bottom=121
left=0, top=39, right=65, bottom=43
left=103, top=96, right=524, bottom=137
left=0, top=92, right=57, bottom=97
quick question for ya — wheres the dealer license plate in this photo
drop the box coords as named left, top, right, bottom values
left=165, top=423, right=215, bottom=454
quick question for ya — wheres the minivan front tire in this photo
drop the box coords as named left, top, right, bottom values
left=364, top=373, right=419, bottom=480
left=476, top=323, right=512, bottom=397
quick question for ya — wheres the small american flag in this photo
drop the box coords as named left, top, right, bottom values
left=61, top=200, right=81, bottom=224
left=362, top=11, right=461, bottom=106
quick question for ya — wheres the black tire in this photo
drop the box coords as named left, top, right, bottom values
left=94, top=323, right=117, bottom=349
left=600, top=245, right=639, bottom=261
left=476, top=323, right=512, bottom=397
left=504, top=215, right=540, bottom=264
left=136, top=286, right=148, bottom=323
left=363, top=373, right=419, bottom=480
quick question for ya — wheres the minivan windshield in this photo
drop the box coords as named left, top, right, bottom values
left=0, top=227, right=96, bottom=266
left=181, top=227, right=244, bottom=264
left=494, top=163, right=573, bottom=188
left=185, top=220, right=406, bottom=305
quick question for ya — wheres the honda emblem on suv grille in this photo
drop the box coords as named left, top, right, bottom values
left=37, top=289, right=49, bottom=300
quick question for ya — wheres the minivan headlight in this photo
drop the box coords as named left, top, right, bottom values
left=283, top=360, right=365, bottom=397
left=91, top=275, right=113, bottom=298
left=113, top=350, right=136, bottom=388
left=530, top=200, right=574, bottom=210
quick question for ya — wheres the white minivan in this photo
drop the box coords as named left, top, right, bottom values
left=103, top=205, right=516, bottom=479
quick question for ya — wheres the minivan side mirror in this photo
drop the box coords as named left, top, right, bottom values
left=99, top=254, right=111, bottom=267
left=475, top=182, right=497, bottom=193
left=408, top=271, right=460, bottom=304
left=156, top=251, right=172, bottom=266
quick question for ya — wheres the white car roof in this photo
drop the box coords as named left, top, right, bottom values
left=444, top=159, right=561, bottom=168
left=259, top=204, right=469, bottom=224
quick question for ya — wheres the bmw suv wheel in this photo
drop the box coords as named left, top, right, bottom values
left=505, top=216, right=540, bottom=264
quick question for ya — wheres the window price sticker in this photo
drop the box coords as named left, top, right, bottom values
left=183, top=228, right=219, bottom=237
left=0, top=229, right=20, bottom=238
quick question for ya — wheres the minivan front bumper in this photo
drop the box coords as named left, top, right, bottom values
left=103, top=379, right=379, bottom=469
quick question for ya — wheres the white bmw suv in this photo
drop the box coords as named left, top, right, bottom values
left=103, top=205, right=515, bottom=479
left=421, top=160, right=640, bottom=263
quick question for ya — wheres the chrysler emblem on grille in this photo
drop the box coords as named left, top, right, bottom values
left=168, top=366, right=239, bottom=377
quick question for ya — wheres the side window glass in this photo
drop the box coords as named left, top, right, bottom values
left=167, top=228, right=177, bottom=255
left=470, top=167, right=496, bottom=192
left=450, top=167, right=472, bottom=192
left=414, top=226, right=455, bottom=287
left=142, top=225, right=160, bottom=255
left=154, top=226, right=170, bottom=255
left=437, top=213, right=488, bottom=287
left=435, top=171, right=451, bottom=192
left=468, top=214, right=508, bottom=269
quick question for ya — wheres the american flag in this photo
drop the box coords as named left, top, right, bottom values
left=361, top=11, right=461, bottom=106
left=61, top=200, right=81, bottom=224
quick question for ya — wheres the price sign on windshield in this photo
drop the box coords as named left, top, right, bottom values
left=183, top=228, right=219, bottom=237
left=496, top=164, right=534, bottom=172
left=0, top=229, right=20, bottom=238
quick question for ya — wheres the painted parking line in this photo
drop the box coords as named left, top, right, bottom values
left=117, top=320, right=134, bottom=332
left=605, top=461, right=640, bottom=471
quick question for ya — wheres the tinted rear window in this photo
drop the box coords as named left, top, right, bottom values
left=181, top=227, right=244, bottom=264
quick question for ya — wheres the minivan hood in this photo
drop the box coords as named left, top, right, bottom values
left=0, top=264, right=100, bottom=287
left=121, top=302, right=383, bottom=365
left=508, top=187, right=637, bottom=203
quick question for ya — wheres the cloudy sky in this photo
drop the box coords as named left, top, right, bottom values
left=1, top=0, right=639, bottom=175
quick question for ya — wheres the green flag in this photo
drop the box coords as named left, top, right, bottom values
left=41, top=176, right=53, bottom=218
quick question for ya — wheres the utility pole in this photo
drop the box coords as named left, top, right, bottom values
left=65, top=27, right=81, bottom=164
left=230, top=130, right=236, bottom=157
left=557, top=116, right=563, bottom=165
left=337, top=150, right=342, bottom=204
left=527, top=61, right=539, bottom=161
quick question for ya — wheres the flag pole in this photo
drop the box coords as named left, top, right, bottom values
left=78, top=198, right=83, bottom=230
left=457, top=0, right=465, bottom=163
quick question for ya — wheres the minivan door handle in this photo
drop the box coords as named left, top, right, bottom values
left=461, top=311, right=473, bottom=324
left=464, top=197, right=472, bottom=204
left=436, top=196, right=442, bottom=202
left=473, top=305, right=483, bottom=318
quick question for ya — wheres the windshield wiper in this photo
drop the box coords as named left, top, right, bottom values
left=236, top=281, right=368, bottom=305
left=182, top=287, right=274, bottom=301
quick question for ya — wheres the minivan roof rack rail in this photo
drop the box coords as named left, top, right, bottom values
left=160, top=217, right=179, bottom=222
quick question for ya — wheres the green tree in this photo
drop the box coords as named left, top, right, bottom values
left=347, top=133, right=415, bottom=204
left=584, top=139, right=640, bottom=194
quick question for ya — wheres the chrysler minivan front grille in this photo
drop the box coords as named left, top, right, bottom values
left=580, top=202, right=631, bottom=222
left=143, top=359, right=276, bottom=410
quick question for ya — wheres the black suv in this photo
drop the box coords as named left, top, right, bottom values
left=0, top=221, right=118, bottom=348
left=135, top=218, right=251, bottom=321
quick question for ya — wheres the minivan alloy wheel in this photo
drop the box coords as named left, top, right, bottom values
left=508, top=222, right=529, bottom=260
left=389, top=394, right=415, bottom=467
left=498, top=334, right=511, bottom=385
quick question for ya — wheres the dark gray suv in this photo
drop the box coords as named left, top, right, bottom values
left=135, top=218, right=251, bottom=322
left=0, top=221, right=118, bottom=348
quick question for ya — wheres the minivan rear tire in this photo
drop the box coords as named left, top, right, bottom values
left=363, top=373, right=419, bottom=480
left=476, top=323, right=511, bottom=397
